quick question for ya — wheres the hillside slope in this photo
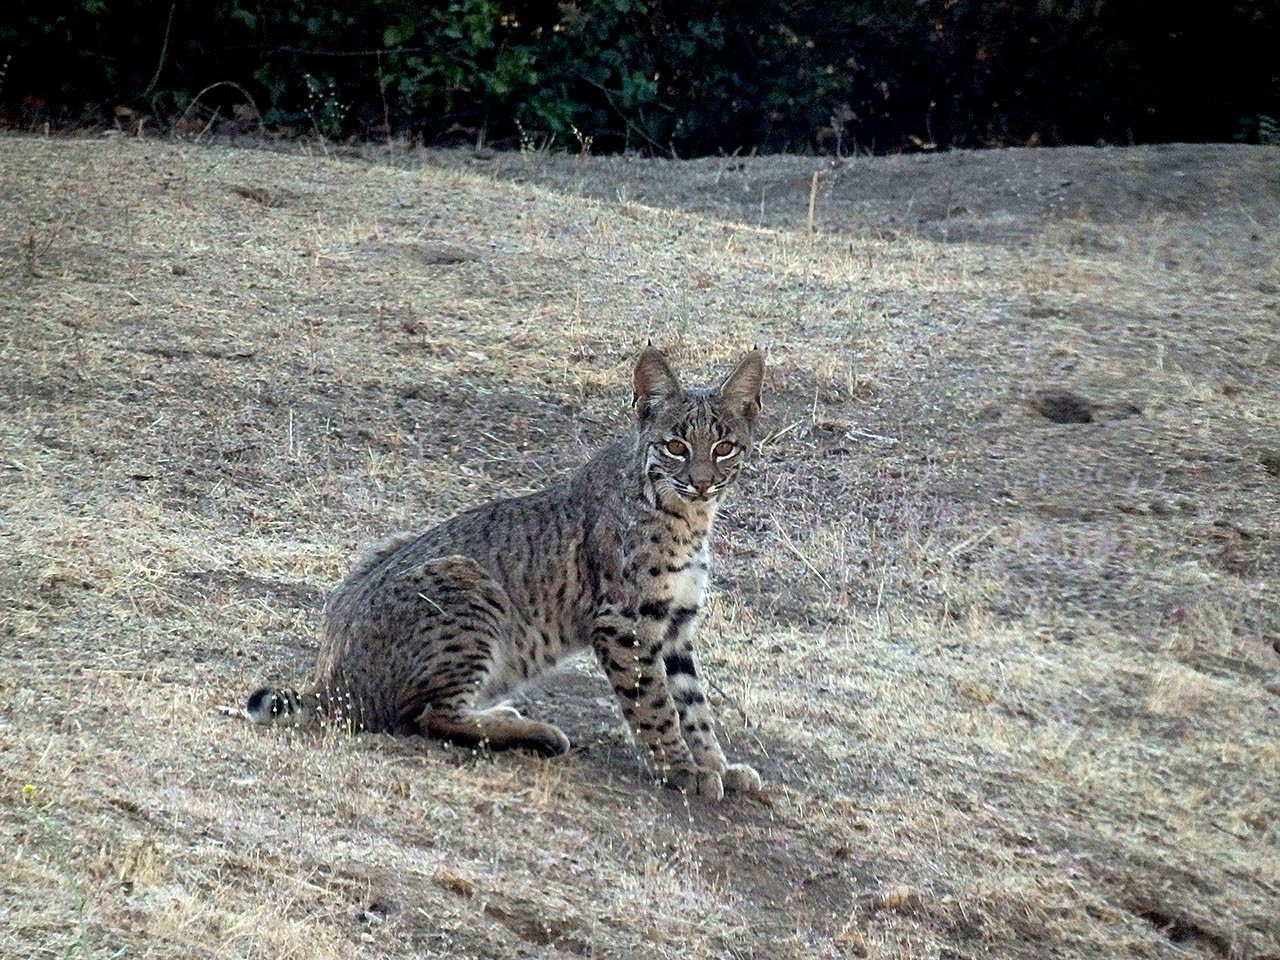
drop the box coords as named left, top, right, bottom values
left=1, top=135, right=1277, bottom=959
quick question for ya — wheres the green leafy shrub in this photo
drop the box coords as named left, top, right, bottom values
left=1, top=0, right=1276, bottom=152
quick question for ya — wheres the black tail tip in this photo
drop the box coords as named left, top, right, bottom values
left=245, top=687, right=284, bottom=723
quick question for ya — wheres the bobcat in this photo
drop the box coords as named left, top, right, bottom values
left=246, top=346, right=765, bottom=799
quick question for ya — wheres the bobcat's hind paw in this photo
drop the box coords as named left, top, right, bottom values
left=722, top=763, right=763, bottom=793
left=664, top=765, right=725, bottom=802
left=519, top=722, right=572, bottom=757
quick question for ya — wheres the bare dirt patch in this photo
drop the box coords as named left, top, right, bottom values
left=2, top=133, right=1277, bottom=959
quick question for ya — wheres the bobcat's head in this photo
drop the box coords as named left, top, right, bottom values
left=632, top=346, right=765, bottom=506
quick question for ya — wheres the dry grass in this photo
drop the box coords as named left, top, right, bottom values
left=1, top=132, right=1277, bottom=959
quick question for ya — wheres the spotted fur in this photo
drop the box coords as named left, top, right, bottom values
left=246, top=346, right=765, bottom=799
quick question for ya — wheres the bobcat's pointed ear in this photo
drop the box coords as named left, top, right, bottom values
left=632, top=346, right=681, bottom=420
left=719, top=348, right=765, bottom=424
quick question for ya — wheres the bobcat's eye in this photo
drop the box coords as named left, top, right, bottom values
left=662, top=438, right=689, bottom=459
left=712, top=440, right=737, bottom=460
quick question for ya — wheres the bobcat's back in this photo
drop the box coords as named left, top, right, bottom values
left=328, top=465, right=617, bottom=721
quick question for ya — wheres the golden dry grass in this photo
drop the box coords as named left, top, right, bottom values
left=1, top=132, right=1277, bottom=959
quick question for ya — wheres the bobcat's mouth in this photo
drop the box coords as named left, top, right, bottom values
left=648, top=467, right=728, bottom=505
left=676, top=482, right=726, bottom=503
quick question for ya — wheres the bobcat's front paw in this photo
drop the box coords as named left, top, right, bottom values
left=664, top=765, right=725, bottom=802
left=722, top=762, right=763, bottom=793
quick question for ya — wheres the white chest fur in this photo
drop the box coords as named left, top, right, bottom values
left=666, top=543, right=711, bottom=609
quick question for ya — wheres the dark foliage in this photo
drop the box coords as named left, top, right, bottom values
left=1, top=1, right=1276, bottom=153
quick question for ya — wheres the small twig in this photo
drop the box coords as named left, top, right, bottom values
left=706, top=676, right=750, bottom=728
left=1207, top=820, right=1250, bottom=843
left=197, top=106, right=221, bottom=142
left=946, top=524, right=1001, bottom=558
left=274, top=44, right=429, bottom=57
left=24, top=220, right=67, bottom=278
left=376, top=50, right=393, bottom=150
left=180, top=80, right=262, bottom=134
left=771, top=516, right=833, bottom=591
left=144, top=4, right=177, bottom=97
left=713, top=146, right=743, bottom=185
left=758, top=419, right=803, bottom=450
left=806, top=170, right=821, bottom=236
left=844, top=426, right=899, bottom=448
left=575, top=71, right=669, bottom=157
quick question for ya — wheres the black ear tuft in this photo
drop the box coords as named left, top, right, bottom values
left=720, top=349, right=765, bottom=424
left=632, top=346, right=682, bottom=420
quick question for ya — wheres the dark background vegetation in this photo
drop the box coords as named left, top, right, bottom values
left=2, top=1, right=1278, bottom=154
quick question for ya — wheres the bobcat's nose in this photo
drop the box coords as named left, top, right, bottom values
left=692, top=480, right=712, bottom=494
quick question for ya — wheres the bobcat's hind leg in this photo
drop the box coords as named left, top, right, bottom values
left=418, top=704, right=571, bottom=757
left=394, top=555, right=570, bottom=757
